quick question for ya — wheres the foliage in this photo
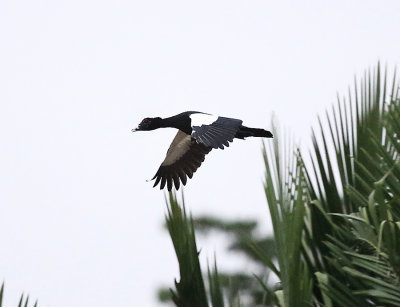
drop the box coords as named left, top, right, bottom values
left=161, top=64, right=400, bottom=306
left=165, top=193, right=209, bottom=307
left=0, top=283, right=37, bottom=307
left=262, top=64, right=400, bottom=306
left=165, top=193, right=230, bottom=307
left=263, top=128, right=313, bottom=306
left=159, top=204, right=277, bottom=306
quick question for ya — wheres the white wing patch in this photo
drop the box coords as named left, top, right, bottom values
left=189, top=113, right=218, bottom=127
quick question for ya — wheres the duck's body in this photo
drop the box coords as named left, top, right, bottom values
left=133, top=111, right=272, bottom=191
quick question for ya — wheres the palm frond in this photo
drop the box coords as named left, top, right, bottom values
left=0, top=283, right=38, bottom=307
left=165, top=192, right=209, bottom=307
left=262, top=122, right=313, bottom=306
left=162, top=63, right=400, bottom=307
left=303, top=64, right=400, bottom=306
left=207, top=258, right=224, bottom=307
left=258, top=64, right=400, bottom=307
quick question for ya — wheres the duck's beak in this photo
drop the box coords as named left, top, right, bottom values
left=132, top=123, right=146, bottom=132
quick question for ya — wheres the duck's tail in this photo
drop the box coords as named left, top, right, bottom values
left=235, top=125, right=273, bottom=139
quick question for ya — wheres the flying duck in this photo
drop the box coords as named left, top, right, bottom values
left=132, top=111, right=273, bottom=191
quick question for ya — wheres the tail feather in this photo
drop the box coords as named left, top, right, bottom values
left=235, top=126, right=273, bottom=139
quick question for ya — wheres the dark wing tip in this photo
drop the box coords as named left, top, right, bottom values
left=153, top=174, right=161, bottom=187
left=173, top=175, right=180, bottom=190
left=160, top=177, right=167, bottom=190
left=167, top=177, right=173, bottom=191
left=150, top=140, right=212, bottom=191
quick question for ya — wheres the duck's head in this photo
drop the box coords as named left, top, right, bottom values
left=132, top=117, right=162, bottom=132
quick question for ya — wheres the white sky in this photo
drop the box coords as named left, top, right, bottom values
left=1, top=1, right=399, bottom=306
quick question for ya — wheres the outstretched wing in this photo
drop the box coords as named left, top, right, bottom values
left=191, top=116, right=243, bottom=149
left=152, top=131, right=212, bottom=191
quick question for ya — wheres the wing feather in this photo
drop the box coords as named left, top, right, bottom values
left=167, top=177, right=173, bottom=191
left=152, top=131, right=212, bottom=191
left=178, top=171, right=187, bottom=185
left=153, top=174, right=162, bottom=187
left=173, top=174, right=180, bottom=190
left=191, top=116, right=242, bottom=149
left=160, top=177, right=167, bottom=189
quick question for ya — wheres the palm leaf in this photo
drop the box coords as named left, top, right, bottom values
left=262, top=122, right=313, bottom=306
left=304, top=64, right=400, bottom=306
left=0, top=283, right=38, bottom=307
left=259, top=63, right=400, bottom=306
left=165, top=192, right=209, bottom=307
left=207, top=258, right=224, bottom=307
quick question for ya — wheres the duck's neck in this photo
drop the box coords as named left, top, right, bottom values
left=161, top=114, right=192, bottom=134
left=159, top=116, right=175, bottom=128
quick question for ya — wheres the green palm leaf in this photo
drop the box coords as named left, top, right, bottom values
left=304, top=64, right=400, bottom=306
left=262, top=124, right=313, bottom=306
left=0, top=283, right=38, bottom=307
left=162, top=63, right=400, bottom=307
left=165, top=192, right=209, bottom=307
left=258, top=63, right=400, bottom=306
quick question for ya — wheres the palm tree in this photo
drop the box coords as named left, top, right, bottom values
left=263, top=64, right=400, bottom=306
left=163, top=64, right=400, bottom=306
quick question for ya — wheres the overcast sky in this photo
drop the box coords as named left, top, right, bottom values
left=1, top=1, right=400, bottom=306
